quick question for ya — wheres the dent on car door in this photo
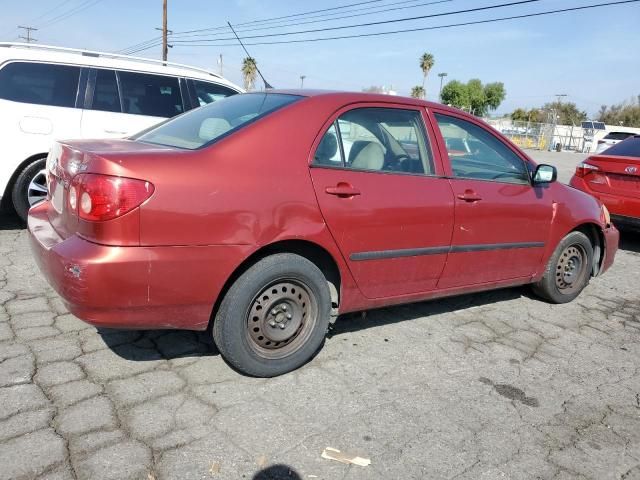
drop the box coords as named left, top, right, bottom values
left=431, top=111, right=553, bottom=288
left=308, top=104, right=455, bottom=299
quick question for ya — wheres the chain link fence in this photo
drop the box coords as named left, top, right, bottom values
left=486, top=119, right=590, bottom=152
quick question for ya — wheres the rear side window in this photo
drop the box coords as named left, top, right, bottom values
left=602, top=136, right=640, bottom=157
left=0, top=61, right=80, bottom=108
left=118, top=71, right=184, bottom=118
left=604, top=132, right=635, bottom=141
left=135, top=93, right=301, bottom=150
left=193, top=80, right=238, bottom=106
left=91, top=69, right=120, bottom=112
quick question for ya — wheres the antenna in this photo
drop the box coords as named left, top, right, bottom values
left=227, top=21, right=273, bottom=90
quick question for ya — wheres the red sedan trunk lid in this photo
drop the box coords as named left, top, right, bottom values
left=583, top=154, right=640, bottom=199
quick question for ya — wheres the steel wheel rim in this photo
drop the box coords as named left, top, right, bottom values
left=555, top=244, right=587, bottom=293
left=27, top=169, right=48, bottom=206
left=245, top=279, right=318, bottom=359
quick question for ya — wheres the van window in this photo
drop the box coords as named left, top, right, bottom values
left=193, top=80, right=238, bottom=106
left=118, top=71, right=184, bottom=118
left=91, top=69, right=120, bottom=112
left=0, top=61, right=80, bottom=108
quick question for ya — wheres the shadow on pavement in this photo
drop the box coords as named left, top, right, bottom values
left=329, top=287, right=525, bottom=337
left=0, top=208, right=23, bottom=230
left=97, top=328, right=219, bottom=361
left=619, top=230, right=640, bottom=253
left=253, top=465, right=302, bottom=480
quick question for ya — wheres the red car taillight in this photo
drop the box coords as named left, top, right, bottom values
left=575, top=162, right=599, bottom=178
left=69, top=174, right=154, bottom=221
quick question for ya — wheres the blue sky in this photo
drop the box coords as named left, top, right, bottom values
left=1, top=0, right=639, bottom=116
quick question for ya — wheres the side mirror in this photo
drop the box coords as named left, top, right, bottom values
left=533, top=164, right=557, bottom=185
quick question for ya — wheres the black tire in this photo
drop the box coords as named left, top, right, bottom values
left=11, top=158, right=48, bottom=222
left=532, top=231, right=594, bottom=304
left=213, top=253, right=331, bottom=377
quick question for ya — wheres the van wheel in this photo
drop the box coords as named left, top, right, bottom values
left=12, top=158, right=48, bottom=222
left=532, top=231, right=593, bottom=304
left=213, top=253, right=331, bottom=377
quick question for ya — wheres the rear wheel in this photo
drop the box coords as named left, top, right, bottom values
left=213, top=253, right=331, bottom=377
left=532, top=231, right=593, bottom=303
left=11, top=158, right=48, bottom=222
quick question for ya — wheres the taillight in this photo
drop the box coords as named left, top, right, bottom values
left=69, top=174, right=154, bottom=221
left=597, top=140, right=605, bottom=144
left=575, top=162, right=599, bottom=178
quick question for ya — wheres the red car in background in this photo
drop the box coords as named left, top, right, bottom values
left=28, top=91, right=618, bottom=377
left=571, top=135, right=640, bottom=231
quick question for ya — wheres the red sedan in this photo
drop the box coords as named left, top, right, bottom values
left=28, top=91, right=618, bottom=377
left=570, top=135, right=640, bottom=231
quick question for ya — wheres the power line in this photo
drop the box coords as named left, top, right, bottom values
left=169, top=0, right=454, bottom=40
left=116, top=0, right=432, bottom=54
left=172, top=0, right=431, bottom=36
left=170, top=0, right=545, bottom=44
left=175, top=0, right=640, bottom=47
left=29, top=0, right=76, bottom=23
left=36, top=0, right=103, bottom=30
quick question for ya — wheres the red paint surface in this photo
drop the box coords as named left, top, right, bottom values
left=29, top=91, right=619, bottom=330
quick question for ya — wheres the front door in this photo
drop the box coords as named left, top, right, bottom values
left=309, top=105, right=454, bottom=299
left=431, top=111, right=553, bottom=289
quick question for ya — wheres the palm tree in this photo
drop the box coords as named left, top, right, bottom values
left=419, top=52, right=435, bottom=99
left=242, top=57, right=258, bottom=91
left=410, top=86, right=425, bottom=99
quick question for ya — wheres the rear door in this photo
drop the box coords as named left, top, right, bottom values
left=431, top=110, right=553, bottom=288
left=309, top=104, right=454, bottom=299
left=80, top=69, right=185, bottom=138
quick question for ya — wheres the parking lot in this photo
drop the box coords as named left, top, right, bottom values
left=1, top=150, right=639, bottom=480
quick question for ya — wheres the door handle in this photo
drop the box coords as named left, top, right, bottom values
left=325, top=183, right=361, bottom=197
left=456, top=190, right=482, bottom=202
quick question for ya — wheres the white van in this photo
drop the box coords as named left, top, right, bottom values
left=0, top=42, right=242, bottom=220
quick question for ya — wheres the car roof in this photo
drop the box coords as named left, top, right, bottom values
left=265, top=88, right=462, bottom=114
left=0, top=42, right=242, bottom=90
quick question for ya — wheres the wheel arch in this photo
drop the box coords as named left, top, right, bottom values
left=571, top=222, right=605, bottom=276
left=1, top=152, right=48, bottom=210
left=209, top=239, right=342, bottom=328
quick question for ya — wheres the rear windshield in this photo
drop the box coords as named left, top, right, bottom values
left=135, top=93, right=301, bottom=149
left=601, top=136, right=640, bottom=157
left=604, top=132, right=636, bottom=141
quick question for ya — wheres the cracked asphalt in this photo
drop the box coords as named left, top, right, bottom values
left=1, top=151, right=639, bottom=480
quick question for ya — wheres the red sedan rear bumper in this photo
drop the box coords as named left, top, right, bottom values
left=28, top=202, right=250, bottom=331
left=570, top=176, right=640, bottom=224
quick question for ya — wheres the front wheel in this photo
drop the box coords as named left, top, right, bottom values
left=213, top=253, right=331, bottom=377
left=532, top=231, right=594, bottom=304
left=11, top=158, right=48, bottom=222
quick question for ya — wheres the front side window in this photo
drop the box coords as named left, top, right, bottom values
left=435, top=113, right=530, bottom=184
left=0, top=61, right=80, bottom=108
left=91, top=69, right=120, bottom=112
left=118, top=71, right=184, bottom=118
left=314, top=107, right=434, bottom=175
left=135, top=93, right=301, bottom=150
left=193, top=80, right=238, bottom=106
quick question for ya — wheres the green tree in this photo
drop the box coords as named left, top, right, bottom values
left=440, top=80, right=470, bottom=109
left=410, top=86, right=425, bottom=99
left=511, top=108, right=528, bottom=121
left=542, top=101, right=587, bottom=125
left=419, top=52, right=435, bottom=98
left=597, top=98, right=640, bottom=127
left=440, top=79, right=506, bottom=116
left=241, top=57, right=258, bottom=91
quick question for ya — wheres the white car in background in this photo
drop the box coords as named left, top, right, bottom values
left=0, top=42, right=242, bottom=221
left=595, top=131, right=637, bottom=153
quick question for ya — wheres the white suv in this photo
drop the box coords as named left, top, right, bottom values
left=0, top=42, right=242, bottom=220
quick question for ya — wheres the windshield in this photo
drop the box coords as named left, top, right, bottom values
left=134, top=93, right=302, bottom=150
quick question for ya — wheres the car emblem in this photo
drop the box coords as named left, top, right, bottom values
left=625, top=166, right=638, bottom=174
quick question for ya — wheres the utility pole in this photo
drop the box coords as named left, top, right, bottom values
left=300, top=75, right=306, bottom=88
left=162, top=0, right=168, bottom=62
left=18, top=26, right=37, bottom=43
left=552, top=93, right=567, bottom=150
left=437, top=72, right=448, bottom=101
left=217, top=54, right=223, bottom=76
